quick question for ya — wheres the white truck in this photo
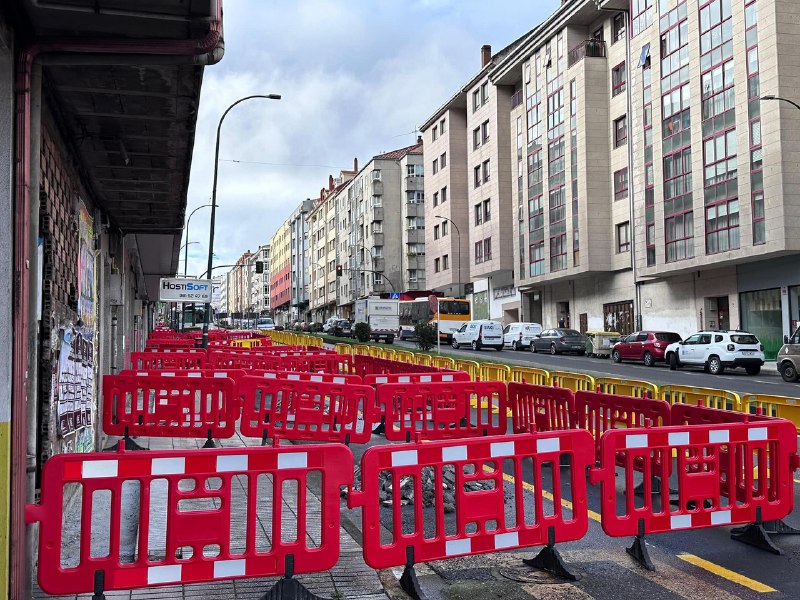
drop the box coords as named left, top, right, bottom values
left=354, top=298, right=400, bottom=343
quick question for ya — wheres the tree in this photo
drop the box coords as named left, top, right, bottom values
left=414, top=323, right=437, bottom=351
left=353, top=322, right=371, bottom=343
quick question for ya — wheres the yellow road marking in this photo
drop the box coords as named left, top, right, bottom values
left=794, top=478, right=800, bottom=485
left=677, top=553, right=776, bottom=593
left=499, top=471, right=602, bottom=523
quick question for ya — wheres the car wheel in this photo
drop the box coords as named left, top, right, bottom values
left=550, top=344, right=558, bottom=355
left=511, top=341, right=518, bottom=351
left=495, top=346, right=503, bottom=352
left=668, top=353, right=679, bottom=370
left=612, top=350, right=621, bottom=363
left=529, top=342, right=536, bottom=353
left=707, top=356, right=724, bottom=375
left=643, top=352, right=655, bottom=367
left=780, top=362, right=799, bottom=382
left=577, top=350, right=586, bottom=356
left=471, top=340, right=480, bottom=351
left=451, top=339, right=460, bottom=349
left=745, top=365, right=760, bottom=376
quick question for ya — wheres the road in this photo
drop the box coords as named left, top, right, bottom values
left=392, top=339, right=798, bottom=398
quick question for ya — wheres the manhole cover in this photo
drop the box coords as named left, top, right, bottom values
left=495, top=564, right=576, bottom=585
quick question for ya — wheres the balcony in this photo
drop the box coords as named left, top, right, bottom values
left=371, top=232, right=384, bottom=246
left=406, top=229, right=424, bottom=243
left=372, top=180, right=384, bottom=195
left=371, top=206, right=384, bottom=221
left=405, top=203, right=423, bottom=217
left=371, top=257, right=385, bottom=271
left=405, top=176, right=424, bottom=191
left=567, top=39, right=606, bottom=68
left=511, top=89, right=523, bottom=109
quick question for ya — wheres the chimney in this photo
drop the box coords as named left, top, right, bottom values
left=329, top=174, right=334, bottom=190
left=353, top=157, right=358, bottom=172
left=417, top=135, right=422, bottom=144
left=481, top=44, right=492, bottom=67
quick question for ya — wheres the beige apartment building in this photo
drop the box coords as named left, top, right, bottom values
left=422, top=45, right=523, bottom=323
left=425, top=0, right=800, bottom=358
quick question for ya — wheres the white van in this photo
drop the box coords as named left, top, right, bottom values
left=256, top=317, right=275, bottom=330
left=503, top=322, right=543, bottom=351
left=451, top=320, right=504, bottom=351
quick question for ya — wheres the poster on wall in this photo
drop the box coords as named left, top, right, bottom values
left=77, top=201, right=95, bottom=337
left=54, top=326, right=95, bottom=449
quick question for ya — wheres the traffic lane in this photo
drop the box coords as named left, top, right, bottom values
left=395, top=340, right=798, bottom=398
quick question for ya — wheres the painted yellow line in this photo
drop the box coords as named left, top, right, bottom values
left=500, top=471, right=602, bottom=523
left=677, top=553, right=776, bottom=593
left=794, top=478, right=800, bottom=485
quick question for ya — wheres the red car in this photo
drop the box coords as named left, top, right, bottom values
left=611, top=331, right=682, bottom=367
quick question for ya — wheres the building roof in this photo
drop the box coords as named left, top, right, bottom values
left=375, top=141, right=423, bottom=160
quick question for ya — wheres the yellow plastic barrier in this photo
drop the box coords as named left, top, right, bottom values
left=595, top=377, right=658, bottom=399
left=380, top=348, right=397, bottom=360
left=455, top=360, right=480, bottom=381
left=415, top=354, right=432, bottom=367
left=334, top=343, right=352, bottom=355
left=368, top=346, right=382, bottom=358
left=430, top=356, right=456, bottom=370
left=509, top=366, right=550, bottom=386
left=352, top=345, right=371, bottom=356
left=479, top=363, right=510, bottom=382
left=549, top=370, right=595, bottom=392
left=659, top=385, right=741, bottom=412
left=395, top=350, right=415, bottom=363
left=230, top=338, right=262, bottom=348
left=740, top=394, right=800, bottom=431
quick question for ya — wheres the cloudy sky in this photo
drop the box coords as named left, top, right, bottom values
left=183, top=0, right=559, bottom=277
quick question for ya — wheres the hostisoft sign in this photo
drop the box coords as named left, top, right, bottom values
left=159, top=278, right=213, bottom=302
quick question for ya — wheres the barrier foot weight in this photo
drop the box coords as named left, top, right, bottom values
left=399, top=546, right=428, bottom=600
left=91, top=570, right=105, bottom=600
left=521, top=526, right=578, bottom=581
left=731, top=509, right=782, bottom=555
left=372, top=417, right=386, bottom=436
left=626, top=520, right=655, bottom=571
left=104, top=430, right=146, bottom=452
left=763, top=519, right=800, bottom=536
left=203, top=430, right=217, bottom=449
left=261, top=577, right=326, bottom=600
left=633, top=476, right=677, bottom=496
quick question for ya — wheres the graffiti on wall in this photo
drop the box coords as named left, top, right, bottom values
left=53, top=326, right=95, bottom=449
left=77, top=201, right=95, bottom=336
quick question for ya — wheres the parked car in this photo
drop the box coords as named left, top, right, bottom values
left=503, top=322, right=543, bottom=351
left=256, top=317, right=275, bottom=331
left=530, top=328, right=587, bottom=355
left=333, top=319, right=353, bottom=338
left=322, top=317, right=339, bottom=334
left=451, top=320, right=504, bottom=351
left=612, top=331, right=682, bottom=366
left=777, top=326, right=800, bottom=382
left=665, top=330, right=765, bottom=375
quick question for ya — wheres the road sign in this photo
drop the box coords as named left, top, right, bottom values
left=390, top=292, right=400, bottom=300
left=159, top=277, right=213, bottom=302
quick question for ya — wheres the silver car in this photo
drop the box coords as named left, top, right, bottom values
left=530, top=328, right=587, bottom=355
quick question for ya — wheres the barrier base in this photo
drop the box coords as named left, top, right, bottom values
left=522, top=545, right=577, bottom=581
left=202, top=436, right=217, bottom=449
left=633, top=476, right=676, bottom=496
left=261, top=577, right=327, bottom=600
left=730, top=522, right=782, bottom=555
left=372, top=422, right=385, bottom=435
left=764, top=519, right=800, bottom=536
left=399, top=565, right=427, bottom=600
left=103, top=435, right=146, bottom=452
left=626, top=534, right=655, bottom=571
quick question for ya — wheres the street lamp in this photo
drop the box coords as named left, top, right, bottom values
left=435, top=215, right=461, bottom=297
left=761, top=95, right=800, bottom=112
left=202, top=93, right=281, bottom=348
left=178, top=241, right=200, bottom=330
left=184, top=204, right=213, bottom=276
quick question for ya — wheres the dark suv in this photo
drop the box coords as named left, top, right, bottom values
left=333, top=319, right=353, bottom=338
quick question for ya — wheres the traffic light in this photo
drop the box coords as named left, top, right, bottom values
left=255, top=261, right=264, bottom=274
left=336, top=264, right=343, bottom=277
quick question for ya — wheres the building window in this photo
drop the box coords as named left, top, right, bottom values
left=474, top=241, right=483, bottom=264
left=474, top=165, right=481, bottom=188
left=483, top=199, right=491, bottom=222
left=752, top=192, right=765, bottom=245
left=614, top=168, right=628, bottom=200
left=408, top=269, right=418, bottom=283
left=372, top=169, right=381, bottom=180
left=614, top=115, right=627, bottom=147
left=703, top=129, right=738, bottom=202
left=432, top=125, right=438, bottom=141
left=474, top=203, right=483, bottom=226
left=529, top=242, right=544, bottom=277
left=666, top=211, right=694, bottom=263
left=472, top=89, right=480, bottom=112
left=481, top=82, right=488, bottom=104
left=473, top=127, right=481, bottom=150
left=440, top=118, right=446, bottom=134
left=706, top=198, right=740, bottom=254
left=593, top=26, right=604, bottom=42
left=484, top=238, right=492, bottom=261
left=432, top=191, right=439, bottom=207
left=374, top=273, right=383, bottom=285
left=441, top=186, right=447, bottom=204
left=440, top=152, right=447, bottom=168
left=550, top=233, right=567, bottom=272
left=482, top=120, right=489, bottom=144
left=613, top=13, right=626, bottom=42
left=616, top=222, right=631, bottom=253
left=434, top=258, right=440, bottom=273
left=632, top=0, right=654, bottom=37
left=443, top=254, right=449, bottom=270
left=434, top=225, right=440, bottom=240
left=612, top=62, right=626, bottom=97
left=482, top=159, right=491, bottom=182
left=432, top=158, right=438, bottom=174
left=441, top=221, right=448, bottom=236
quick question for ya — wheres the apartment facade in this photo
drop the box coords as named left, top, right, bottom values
left=289, top=199, right=314, bottom=322
left=487, top=0, right=800, bottom=355
left=229, top=250, right=253, bottom=319
left=398, top=146, right=427, bottom=291
left=250, top=244, right=271, bottom=316
left=269, top=220, right=291, bottom=325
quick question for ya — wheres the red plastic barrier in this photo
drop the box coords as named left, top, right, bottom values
left=239, top=377, right=375, bottom=444
left=363, top=371, right=471, bottom=386
left=146, top=339, right=198, bottom=349
left=210, top=351, right=351, bottom=373
left=250, top=370, right=363, bottom=385
left=130, top=351, right=207, bottom=370
left=143, top=347, right=206, bottom=353
left=103, top=374, right=236, bottom=439
left=376, top=381, right=508, bottom=442
left=26, top=444, right=353, bottom=595
left=351, top=430, right=594, bottom=569
left=508, top=382, right=575, bottom=434
left=352, top=355, right=442, bottom=378
left=589, top=420, right=798, bottom=536
left=670, top=402, right=775, bottom=427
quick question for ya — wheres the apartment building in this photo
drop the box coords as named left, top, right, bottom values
left=269, top=220, right=291, bottom=325
left=337, top=142, right=423, bottom=316
left=484, top=0, right=800, bottom=355
left=308, top=164, right=358, bottom=323
left=250, top=244, right=271, bottom=316
left=288, top=200, right=314, bottom=322
left=398, top=146, right=427, bottom=291
left=229, top=250, right=253, bottom=319
left=422, top=45, right=523, bottom=323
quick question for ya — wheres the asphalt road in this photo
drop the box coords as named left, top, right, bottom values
left=391, top=339, right=799, bottom=399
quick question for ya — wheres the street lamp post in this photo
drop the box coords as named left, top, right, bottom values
left=177, top=241, right=199, bottom=330
left=435, top=215, right=461, bottom=297
left=184, top=204, right=213, bottom=277
left=761, top=95, right=800, bottom=112
left=202, top=94, right=281, bottom=348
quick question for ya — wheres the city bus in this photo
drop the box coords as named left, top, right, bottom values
left=398, top=297, right=471, bottom=341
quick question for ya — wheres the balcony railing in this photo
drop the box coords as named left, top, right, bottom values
left=511, top=89, right=523, bottom=109
left=567, top=39, right=607, bottom=68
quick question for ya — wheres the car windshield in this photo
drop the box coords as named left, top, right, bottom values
left=731, top=334, right=758, bottom=344
left=656, top=333, right=681, bottom=342
left=559, top=329, right=581, bottom=336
